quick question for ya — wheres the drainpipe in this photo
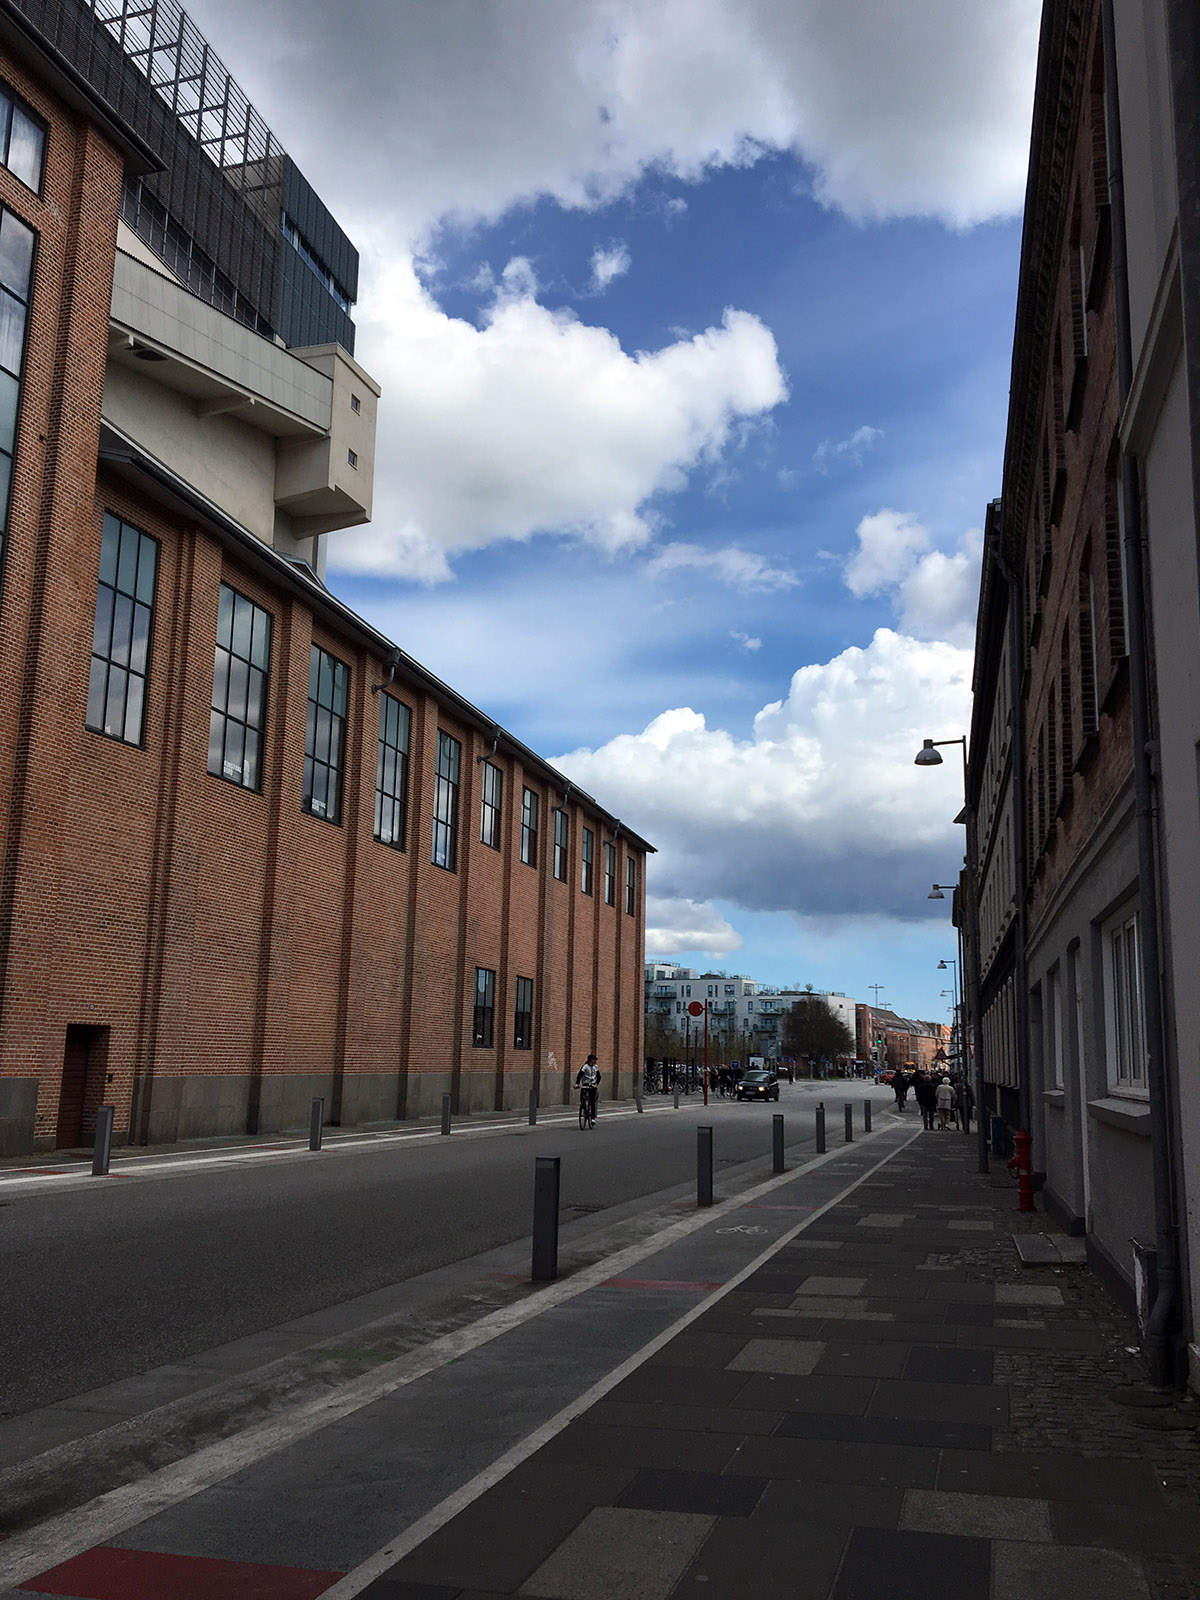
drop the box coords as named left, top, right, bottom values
left=1101, top=0, right=1181, bottom=1388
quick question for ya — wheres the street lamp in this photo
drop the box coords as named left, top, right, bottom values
left=916, top=734, right=988, bottom=1173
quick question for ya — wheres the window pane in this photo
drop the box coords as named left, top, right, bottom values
left=0, top=208, right=32, bottom=295
left=308, top=645, right=320, bottom=701
left=104, top=665, right=127, bottom=739
left=116, top=527, right=137, bottom=596
left=217, top=582, right=234, bottom=649
left=99, top=515, right=120, bottom=585
left=0, top=289, right=24, bottom=375
left=129, top=603, right=151, bottom=675
left=246, top=666, right=265, bottom=727
left=327, top=767, right=340, bottom=822
left=311, top=760, right=328, bottom=816
left=250, top=607, right=271, bottom=669
left=136, top=535, right=157, bottom=605
left=232, top=592, right=253, bottom=659
left=333, top=661, right=347, bottom=715
left=227, top=653, right=249, bottom=721
left=223, top=718, right=244, bottom=782
left=315, top=703, right=331, bottom=763
left=207, top=707, right=224, bottom=775
left=6, top=107, right=42, bottom=192
left=243, top=729, right=259, bottom=788
left=0, top=368, right=18, bottom=453
left=92, top=584, right=114, bottom=657
left=122, top=673, right=145, bottom=744
left=86, top=656, right=107, bottom=730
left=318, top=651, right=333, bottom=708
left=109, top=591, right=133, bottom=666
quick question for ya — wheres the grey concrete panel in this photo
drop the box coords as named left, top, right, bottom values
left=727, top=1339, right=825, bottom=1375
left=992, top=1540, right=1149, bottom=1600
left=519, top=1506, right=715, bottom=1600
left=901, top=1488, right=1053, bottom=1542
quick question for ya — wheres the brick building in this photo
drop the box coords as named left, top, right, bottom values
left=0, top=0, right=649, bottom=1156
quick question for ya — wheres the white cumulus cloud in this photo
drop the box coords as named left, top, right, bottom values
left=332, top=258, right=787, bottom=579
left=589, top=241, right=632, bottom=291
left=730, top=631, right=762, bottom=652
left=645, top=897, right=744, bottom=957
left=844, top=510, right=982, bottom=647
left=554, top=628, right=974, bottom=925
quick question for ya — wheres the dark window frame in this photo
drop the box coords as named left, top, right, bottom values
left=303, top=643, right=349, bottom=824
left=0, top=80, right=47, bottom=196
left=0, top=200, right=36, bottom=587
left=514, top=975, right=533, bottom=1050
left=86, top=512, right=159, bottom=749
left=473, top=966, right=496, bottom=1048
left=581, top=826, right=594, bottom=895
left=603, top=841, right=616, bottom=905
left=480, top=759, right=502, bottom=849
left=520, top=787, right=539, bottom=867
left=374, top=691, right=411, bottom=850
left=626, top=856, right=637, bottom=915
left=553, top=808, right=569, bottom=882
left=208, top=581, right=272, bottom=792
left=432, top=730, right=461, bottom=870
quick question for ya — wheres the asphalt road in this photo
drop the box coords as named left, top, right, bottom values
left=3, top=1082, right=878, bottom=1418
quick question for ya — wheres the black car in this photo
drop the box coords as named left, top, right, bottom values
left=736, top=1069, right=780, bottom=1102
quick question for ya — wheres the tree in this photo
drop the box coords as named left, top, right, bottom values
left=643, top=1012, right=681, bottom=1062
left=781, top=995, right=854, bottom=1066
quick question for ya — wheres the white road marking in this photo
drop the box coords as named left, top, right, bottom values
left=0, top=1122, right=919, bottom=1589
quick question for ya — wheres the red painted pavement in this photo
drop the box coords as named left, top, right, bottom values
left=19, top=1546, right=343, bottom=1598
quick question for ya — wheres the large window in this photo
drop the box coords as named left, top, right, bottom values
left=553, top=809, right=569, bottom=881
left=432, top=730, right=461, bottom=870
left=604, top=841, right=616, bottom=905
left=0, top=83, right=46, bottom=192
left=1105, top=908, right=1146, bottom=1094
left=581, top=826, right=594, bottom=894
left=0, top=204, right=33, bottom=570
left=87, top=513, right=158, bottom=747
left=374, top=693, right=410, bottom=849
left=514, top=976, right=533, bottom=1050
left=208, top=583, right=271, bottom=790
left=480, top=760, right=502, bottom=848
left=520, top=788, right=539, bottom=867
left=303, top=645, right=348, bottom=823
left=473, top=967, right=495, bottom=1047
left=1045, top=966, right=1063, bottom=1089
left=625, top=856, right=637, bottom=915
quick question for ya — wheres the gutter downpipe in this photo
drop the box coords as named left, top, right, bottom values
left=1101, top=0, right=1181, bottom=1388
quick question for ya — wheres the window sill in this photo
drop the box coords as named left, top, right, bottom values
left=1043, top=1089, right=1066, bottom=1107
left=1087, top=1095, right=1151, bottom=1135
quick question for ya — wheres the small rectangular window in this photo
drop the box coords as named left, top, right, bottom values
left=0, top=85, right=47, bottom=193
left=303, top=644, right=348, bottom=823
left=514, top=975, right=533, bottom=1050
left=350, top=393, right=361, bottom=414
left=520, top=787, right=539, bottom=867
left=432, top=730, right=461, bottom=870
left=553, top=809, right=569, bottom=881
left=581, top=826, right=594, bottom=894
left=473, top=966, right=495, bottom=1047
left=208, top=582, right=272, bottom=790
left=347, top=448, right=358, bottom=469
left=604, top=841, right=616, bottom=905
left=625, top=856, right=636, bottom=915
left=480, top=760, right=502, bottom=848
left=1105, top=908, right=1146, bottom=1093
left=87, top=512, right=158, bottom=747
left=374, top=693, right=411, bottom=849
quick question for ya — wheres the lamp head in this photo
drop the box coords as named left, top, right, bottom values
left=914, top=738, right=943, bottom=767
left=937, top=959, right=948, bottom=969
left=928, top=886, right=945, bottom=900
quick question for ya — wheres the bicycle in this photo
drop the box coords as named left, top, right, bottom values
left=578, top=1085, right=598, bottom=1130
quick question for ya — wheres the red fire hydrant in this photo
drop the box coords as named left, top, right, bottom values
left=1007, top=1128, right=1036, bottom=1213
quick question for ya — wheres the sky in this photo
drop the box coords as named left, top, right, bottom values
left=186, top=0, right=1041, bottom=1024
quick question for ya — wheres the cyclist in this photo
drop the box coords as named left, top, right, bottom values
left=575, top=1053, right=601, bottom=1127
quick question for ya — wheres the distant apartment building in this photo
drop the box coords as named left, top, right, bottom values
left=644, top=967, right=854, bottom=1059
left=0, top=0, right=649, bottom=1157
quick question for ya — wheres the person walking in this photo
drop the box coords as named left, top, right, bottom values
left=914, top=1071, right=937, bottom=1131
left=935, top=1074, right=955, bottom=1131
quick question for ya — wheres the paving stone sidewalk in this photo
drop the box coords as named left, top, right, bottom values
left=363, top=1126, right=1200, bottom=1600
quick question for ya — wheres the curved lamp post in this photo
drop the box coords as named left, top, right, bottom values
left=916, top=736, right=989, bottom=1173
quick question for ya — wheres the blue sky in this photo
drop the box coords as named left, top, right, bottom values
left=190, top=0, right=1040, bottom=1021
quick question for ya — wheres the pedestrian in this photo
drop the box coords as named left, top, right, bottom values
left=914, top=1071, right=937, bottom=1131
left=935, top=1074, right=955, bottom=1130
left=892, top=1071, right=906, bottom=1110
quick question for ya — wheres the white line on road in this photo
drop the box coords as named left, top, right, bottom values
left=0, top=1120, right=918, bottom=1590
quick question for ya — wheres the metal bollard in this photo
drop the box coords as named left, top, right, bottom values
left=844, top=1102, right=854, bottom=1143
left=864, top=1099, right=872, bottom=1133
left=309, top=1097, right=324, bottom=1151
left=816, top=1101, right=826, bottom=1153
left=529, top=1089, right=538, bottom=1126
left=91, top=1105, right=114, bottom=1176
left=697, top=1125, right=714, bottom=1206
left=674, top=1078, right=680, bottom=1110
left=531, top=1155, right=561, bottom=1280
left=772, top=1113, right=785, bottom=1174
left=441, top=1092, right=452, bottom=1135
